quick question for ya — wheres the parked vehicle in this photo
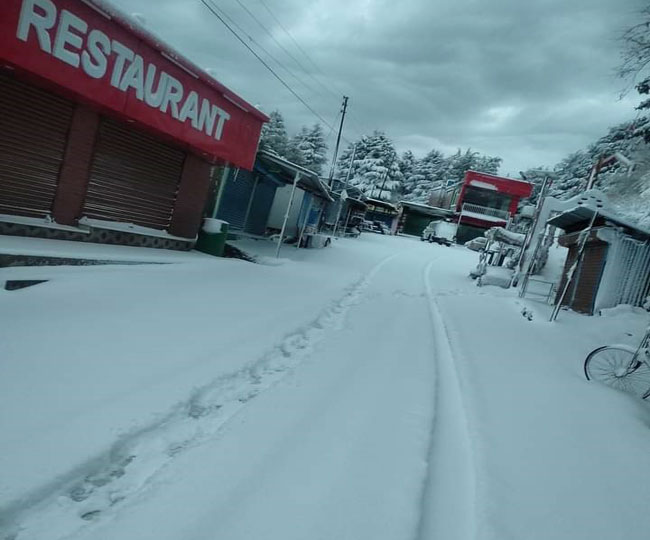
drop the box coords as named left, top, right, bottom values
left=421, top=220, right=455, bottom=246
left=362, top=220, right=390, bottom=235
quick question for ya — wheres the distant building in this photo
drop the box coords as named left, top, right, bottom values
left=454, top=171, right=533, bottom=244
left=365, top=199, right=401, bottom=234
left=398, top=201, right=454, bottom=237
left=214, top=150, right=332, bottom=244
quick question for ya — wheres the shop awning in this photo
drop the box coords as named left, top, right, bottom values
left=400, top=200, right=454, bottom=218
left=256, top=150, right=333, bottom=201
left=547, top=206, right=650, bottom=239
left=365, top=198, right=400, bottom=214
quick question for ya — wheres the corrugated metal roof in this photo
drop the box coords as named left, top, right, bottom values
left=400, top=201, right=454, bottom=217
left=256, top=151, right=333, bottom=201
left=547, top=205, right=650, bottom=238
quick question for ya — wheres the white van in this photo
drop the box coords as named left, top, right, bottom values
left=421, top=220, right=456, bottom=246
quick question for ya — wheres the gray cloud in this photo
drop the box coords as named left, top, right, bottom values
left=108, top=0, right=645, bottom=175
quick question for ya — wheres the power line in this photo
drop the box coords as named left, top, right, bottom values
left=254, top=0, right=371, bottom=140
left=231, top=0, right=330, bottom=103
left=207, top=0, right=320, bottom=102
left=199, top=0, right=339, bottom=133
left=255, top=0, right=346, bottom=102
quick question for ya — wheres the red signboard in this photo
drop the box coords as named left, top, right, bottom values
left=0, top=0, right=267, bottom=169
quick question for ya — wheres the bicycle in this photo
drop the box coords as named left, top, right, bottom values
left=584, top=326, right=650, bottom=399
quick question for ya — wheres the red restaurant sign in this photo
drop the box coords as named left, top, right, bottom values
left=0, top=0, right=267, bottom=169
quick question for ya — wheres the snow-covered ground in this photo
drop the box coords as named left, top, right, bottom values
left=1, top=234, right=650, bottom=539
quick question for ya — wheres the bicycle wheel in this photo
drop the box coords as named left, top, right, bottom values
left=584, top=346, right=650, bottom=398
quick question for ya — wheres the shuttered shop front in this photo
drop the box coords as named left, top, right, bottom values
left=83, top=119, right=185, bottom=230
left=245, top=178, right=277, bottom=235
left=0, top=73, right=73, bottom=218
left=216, top=169, right=257, bottom=230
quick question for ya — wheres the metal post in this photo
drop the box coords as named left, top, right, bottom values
left=332, top=196, right=345, bottom=238
left=585, top=156, right=603, bottom=191
left=296, top=195, right=313, bottom=249
left=550, top=210, right=598, bottom=322
left=519, top=228, right=546, bottom=297
left=517, top=176, right=551, bottom=268
left=456, top=203, right=464, bottom=242
left=327, top=96, right=349, bottom=187
left=333, top=144, right=357, bottom=237
left=342, top=206, right=353, bottom=236
left=276, top=172, right=301, bottom=258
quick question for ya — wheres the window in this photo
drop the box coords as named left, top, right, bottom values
left=463, top=186, right=511, bottom=211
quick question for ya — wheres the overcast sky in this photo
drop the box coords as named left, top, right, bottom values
left=109, top=0, right=644, bottom=176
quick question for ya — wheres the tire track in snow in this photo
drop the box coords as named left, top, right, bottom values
left=0, top=254, right=400, bottom=540
left=414, top=259, right=478, bottom=540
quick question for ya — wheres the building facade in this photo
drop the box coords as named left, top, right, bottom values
left=455, top=171, right=533, bottom=244
left=0, top=0, right=266, bottom=250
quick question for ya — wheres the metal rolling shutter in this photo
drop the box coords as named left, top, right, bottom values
left=83, top=119, right=184, bottom=230
left=216, top=169, right=256, bottom=230
left=245, top=179, right=277, bottom=235
left=0, top=73, right=73, bottom=218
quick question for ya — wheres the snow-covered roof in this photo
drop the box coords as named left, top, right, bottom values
left=466, top=170, right=532, bottom=187
left=257, top=151, right=333, bottom=201
left=548, top=206, right=650, bottom=238
left=399, top=201, right=454, bottom=217
left=365, top=198, right=400, bottom=213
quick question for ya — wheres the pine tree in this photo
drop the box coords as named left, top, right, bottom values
left=403, top=149, right=447, bottom=204
left=399, top=151, right=416, bottom=196
left=259, top=110, right=289, bottom=156
left=475, top=155, right=502, bottom=175
left=335, top=132, right=403, bottom=201
left=619, top=5, right=650, bottom=141
left=286, top=127, right=309, bottom=166
left=285, top=124, right=328, bottom=174
left=549, top=119, right=647, bottom=199
left=445, top=149, right=479, bottom=184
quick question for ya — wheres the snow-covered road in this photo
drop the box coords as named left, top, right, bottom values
left=71, top=248, right=456, bottom=540
left=3, top=234, right=650, bottom=540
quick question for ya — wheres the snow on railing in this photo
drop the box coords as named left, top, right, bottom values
left=461, top=203, right=510, bottom=221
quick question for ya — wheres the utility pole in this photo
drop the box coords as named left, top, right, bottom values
left=332, top=143, right=357, bottom=237
left=376, top=155, right=395, bottom=200
left=327, top=96, right=349, bottom=187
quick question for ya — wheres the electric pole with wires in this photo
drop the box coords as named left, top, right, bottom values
left=327, top=96, right=349, bottom=187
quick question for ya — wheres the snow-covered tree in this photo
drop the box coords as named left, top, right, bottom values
left=287, top=124, right=328, bottom=174
left=403, top=149, right=447, bottom=203
left=445, top=149, right=479, bottom=184
left=519, top=167, right=551, bottom=206
left=259, top=110, right=289, bottom=156
left=335, top=132, right=403, bottom=201
left=549, top=118, right=647, bottom=199
left=619, top=5, right=650, bottom=141
left=399, top=151, right=416, bottom=180
left=602, top=143, right=650, bottom=228
left=286, top=127, right=308, bottom=166
left=442, top=148, right=502, bottom=185
left=474, top=155, right=502, bottom=175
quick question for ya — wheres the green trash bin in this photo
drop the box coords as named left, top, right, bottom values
left=195, top=218, right=229, bottom=257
